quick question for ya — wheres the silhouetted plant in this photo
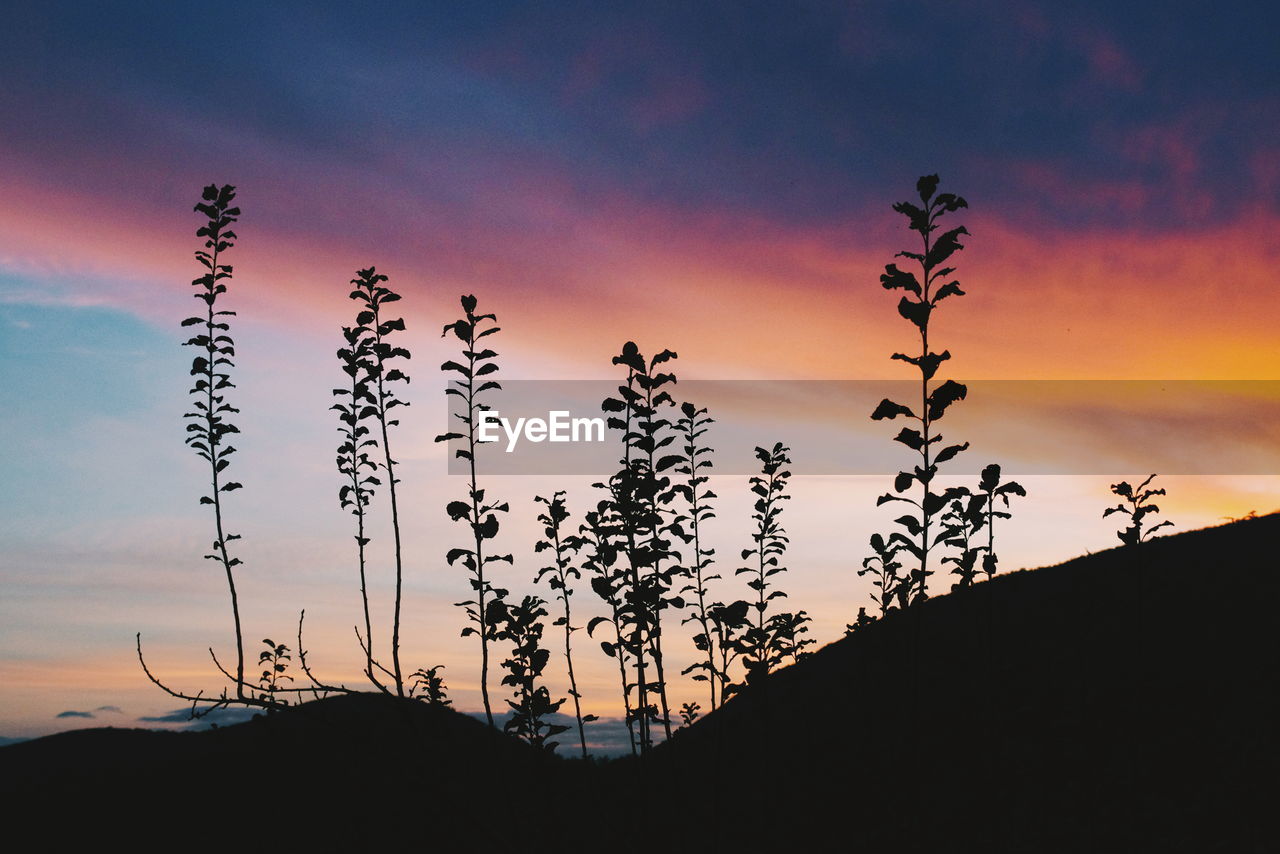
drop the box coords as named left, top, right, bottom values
left=679, top=701, right=701, bottom=728
left=349, top=267, right=412, bottom=696
left=436, top=294, right=511, bottom=727
left=332, top=323, right=386, bottom=690
left=409, top=665, right=451, bottom=707
left=495, top=595, right=568, bottom=750
left=137, top=185, right=287, bottom=717
left=258, top=638, right=293, bottom=699
left=737, top=443, right=793, bottom=684
left=140, top=188, right=358, bottom=715
left=845, top=606, right=875, bottom=635
left=770, top=609, right=814, bottom=665
left=859, top=532, right=909, bottom=617
left=940, top=490, right=986, bottom=589
left=625, top=345, right=682, bottom=739
left=706, top=599, right=750, bottom=702
left=672, top=402, right=722, bottom=710
left=591, top=470, right=659, bottom=752
left=872, top=174, right=972, bottom=603
left=581, top=501, right=638, bottom=756
left=977, top=463, right=1026, bottom=579
left=1105, top=474, right=1173, bottom=545
left=534, top=492, right=598, bottom=758
left=596, top=342, right=684, bottom=748
left=181, top=184, right=248, bottom=695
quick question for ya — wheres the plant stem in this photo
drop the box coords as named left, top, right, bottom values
left=917, top=218, right=933, bottom=602
left=461, top=328, right=495, bottom=728
left=345, top=364, right=379, bottom=687
left=641, top=379, right=673, bottom=739
left=201, top=232, right=244, bottom=698
left=369, top=300, right=405, bottom=697
left=550, top=518, right=588, bottom=758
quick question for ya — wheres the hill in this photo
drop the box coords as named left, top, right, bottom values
left=2, top=515, right=1275, bottom=851
left=654, top=513, right=1277, bottom=852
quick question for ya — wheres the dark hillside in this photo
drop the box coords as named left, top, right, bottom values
left=3, top=516, right=1274, bottom=851
left=0, top=693, right=556, bottom=844
left=655, top=513, right=1278, bottom=852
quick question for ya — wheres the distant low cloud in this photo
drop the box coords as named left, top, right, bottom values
left=138, top=706, right=259, bottom=729
left=94, top=705, right=123, bottom=714
left=464, top=711, right=640, bottom=757
left=56, top=710, right=93, bottom=719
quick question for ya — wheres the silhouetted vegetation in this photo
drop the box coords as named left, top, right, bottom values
left=408, top=666, right=451, bottom=707
left=672, top=402, right=721, bottom=710
left=582, top=500, right=638, bottom=755
left=860, top=532, right=909, bottom=616
left=436, top=294, right=511, bottom=727
left=136, top=185, right=298, bottom=715
left=87, top=178, right=1274, bottom=854
left=333, top=322, right=385, bottom=689
left=349, top=267, right=412, bottom=696
left=872, top=174, right=973, bottom=603
left=183, top=184, right=247, bottom=693
left=595, top=342, right=681, bottom=750
left=257, top=638, right=293, bottom=699
left=941, top=491, right=987, bottom=589
left=533, top=492, right=597, bottom=757
left=1106, top=474, right=1173, bottom=545
left=495, top=595, right=568, bottom=750
left=115, top=179, right=1240, bottom=811
left=977, top=463, right=1026, bottom=578
left=706, top=598, right=750, bottom=702
left=737, top=442, right=802, bottom=685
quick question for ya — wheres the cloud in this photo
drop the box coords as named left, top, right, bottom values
left=463, top=711, right=654, bottom=757
left=94, top=705, right=123, bottom=714
left=56, top=710, right=93, bottom=719
left=137, top=706, right=260, bottom=729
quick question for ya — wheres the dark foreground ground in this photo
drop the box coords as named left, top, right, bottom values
left=3, top=515, right=1276, bottom=852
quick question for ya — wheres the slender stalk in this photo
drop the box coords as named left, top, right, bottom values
left=349, top=268, right=411, bottom=696
left=184, top=184, right=246, bottom=697
left=872, top=174, right=972, bottom=606
left=334, top=327, right=385, bottom=690
left=374, top=315, right=404, bottom=695
left=467, top=390, right=492, bottom=726
left=675, top=404, right=718, bottom=711
left=437, top=295, right=509, bottom=728
left=640, top=375, right=675, bottom=740
left=534, top=493, right=592, bottom=758
left=737, top=443, right=792, bottom=681
left=607, top=358, right=652, bottom=753
left=582, top=504, right=637, bottom=756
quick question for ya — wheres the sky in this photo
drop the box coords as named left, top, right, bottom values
left=1, top=0, right=1277, bottom=745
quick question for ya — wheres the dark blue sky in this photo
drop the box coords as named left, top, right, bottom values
left=4, top=0, right=1277, bottom=231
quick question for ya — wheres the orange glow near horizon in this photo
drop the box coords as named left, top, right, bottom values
left=3, top=166, right=1278, bottom=385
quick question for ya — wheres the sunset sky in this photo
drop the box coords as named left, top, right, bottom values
left=1, top=1, right=1277, bottom=745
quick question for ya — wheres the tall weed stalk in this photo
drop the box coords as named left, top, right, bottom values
left=349, top=267, right=412, bottom=696
left=534, top=492, right=598, bottom=758
left=872, top=174, right=973, bottom=603
left=436, top=294, right=511, bottom=726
